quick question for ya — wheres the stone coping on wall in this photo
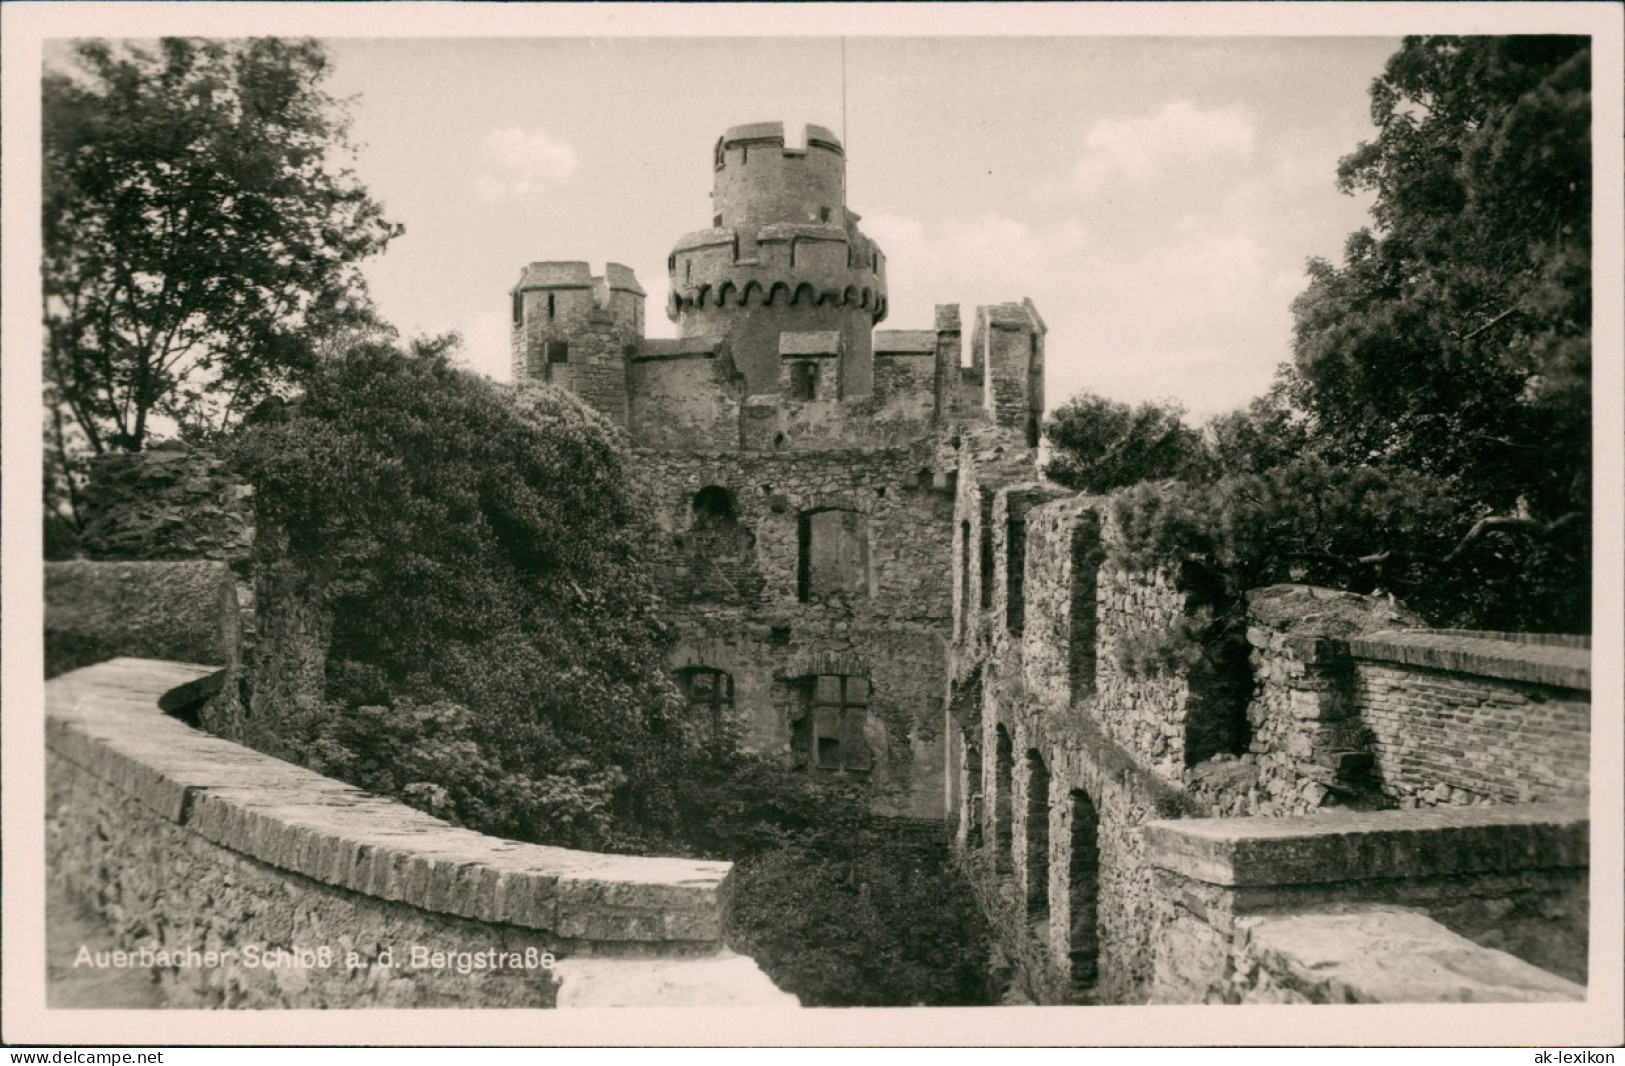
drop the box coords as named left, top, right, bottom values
left=1348, top=629, right=1590, bottom=691
left=633, top=337, right=723, bottom=362
left=1241, top=904, right=1584, bottom=1003
left=874, top=330, right=937, bottom=354
left=1144, top=803, right=1588, bottom=888
left=1423, top=629, right=1590, bottom=649
left=632, top=444, right=925, bottom=461
left=47, top=659, right=735, bottom=947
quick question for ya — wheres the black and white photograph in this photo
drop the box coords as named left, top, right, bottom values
left=3, top=1, right=1620, bottom=1050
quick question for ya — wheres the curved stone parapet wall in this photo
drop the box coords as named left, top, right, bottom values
left=46, top=658, right=792, bottom=1008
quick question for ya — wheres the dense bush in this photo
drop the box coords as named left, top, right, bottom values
left=232, top=339, right=696, bottom=848
left=1043, top=391, right=1205, bottom=493
left=726, top=832, right=996, bottom=1007
left=1106, top=453, right=1585, bottom=634
left=666, top=745, right=995, bottom=1006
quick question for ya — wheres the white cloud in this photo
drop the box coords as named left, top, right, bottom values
left=1039, top=101, right=1256, bottom=205
left=475, top=126, right=577, bottom=201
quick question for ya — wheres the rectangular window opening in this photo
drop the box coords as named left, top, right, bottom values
left=1007, top=517, right=1027, bottom=637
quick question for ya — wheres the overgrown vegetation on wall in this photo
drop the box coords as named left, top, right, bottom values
left=229, top=341, right=993, bottom=1005
left=233, top=339, right=693, bottom=846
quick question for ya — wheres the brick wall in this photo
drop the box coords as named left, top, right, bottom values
left=1350, top=631, right=1590, bottom=806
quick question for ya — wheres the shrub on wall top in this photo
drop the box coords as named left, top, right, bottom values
left=233, top=339, right=693, bottom=847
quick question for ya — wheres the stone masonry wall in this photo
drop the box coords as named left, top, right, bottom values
left=75, top=441, right=255, bottom=567
left=72, top=440, right=256, bottom=648
left=645, top=442, right=957, bottom=819
left=1143, top=805, right=1590, bottom=999
left=948, top=455, right=1594, bottom=1007
left=1351, top=631, right=1590, bottom=806
left=47, top=660, right=782, bottom=1009
left=1184, top=585, right=1425, bottom=818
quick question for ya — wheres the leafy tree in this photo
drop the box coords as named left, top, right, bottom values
left=1199, top=376, right=1314, bottom=478
left=43, top=37, right=399, bottom=468
left=232, top=340, right=694, bottom=847
left=1043, top=390, right=1205, bottom=493
left=1290, top=36, right=1590, bottom=524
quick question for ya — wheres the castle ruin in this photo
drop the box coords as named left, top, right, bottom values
left=39, top=120, right=1593, bottom=1012
left=509, top=121, right=1044, bottom=818
left=511, top=120, right=1593, bottom=1004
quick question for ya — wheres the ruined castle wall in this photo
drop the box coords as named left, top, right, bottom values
left=947, top=454, right=1593, bottom=1005
left=960, top=489, right=1209, bottom=1003
left=1350, top=632, right=1590, bottom=807
left=627, top=345, right=743, bottom=451
left=969, top=688, right=1203, bottom=1005
left=71, top=441, right=256, bottom=648
left=872, top=348, right=936, bottom=425
left=75, top=442, right=255, bottom=567
left=643, top=444, right=958, bottom=819
left=1186, top=595, right=1592, bottom=817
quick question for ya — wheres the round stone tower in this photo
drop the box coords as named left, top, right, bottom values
left=667, top=122, right=888, bottom=399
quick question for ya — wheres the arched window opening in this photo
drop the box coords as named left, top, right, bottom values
left=690, top=486, right=737, bottom=531
left=994, top=725, right=1014, bottom=876
left=547, top=292, right=556, bottom=319
left=511, top=291, right=523, bottom=325
left=676, top=666, right=733, bottom=738
left=797, top=510, right=869, bottom=602
left=958, top=519, right=972, bottom=637
left=978, top=491, right=995, bottom=610
left=1068, top=789, right=1101, bottom=997
left=1007, top=516, right=1027, bottom=636
left=963, top=740, right=983, bottom=848
left=790, top=674, right=872, bottom=773
left=1025, top=750, right=1051, bottom=922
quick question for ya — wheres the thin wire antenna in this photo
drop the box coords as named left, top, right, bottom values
left=841, top=37, right=848, bottom=147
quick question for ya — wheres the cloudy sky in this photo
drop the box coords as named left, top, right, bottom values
left=325, top=36, right=1398, bottom=423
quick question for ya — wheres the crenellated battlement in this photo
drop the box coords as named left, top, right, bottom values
left=507, top=124, right=1045, bottom=454
left=510, top=261, right=646, bottom=427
